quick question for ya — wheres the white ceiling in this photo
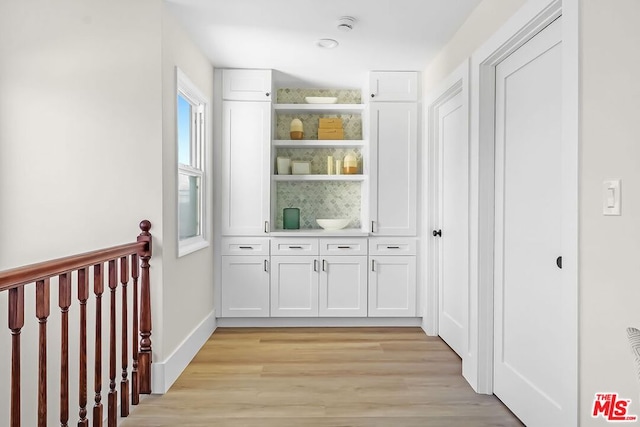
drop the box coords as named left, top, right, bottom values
left=165, top=0, right=483, bottom=89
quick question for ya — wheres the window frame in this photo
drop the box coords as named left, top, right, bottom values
left=176, top=67, right=209, bottom=257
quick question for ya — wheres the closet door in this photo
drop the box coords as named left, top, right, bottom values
left=436, top=88, right=468, bottom=358
left=493, top=17, right=566, bottom=427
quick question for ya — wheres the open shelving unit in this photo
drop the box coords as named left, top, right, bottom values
left=270, top=90, right=370, bottom=234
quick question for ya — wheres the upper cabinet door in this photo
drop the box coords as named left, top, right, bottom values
left=369, top=72, right=418, bottom=102
left=222, top=69, right=273, bottom=101
left=369, top=103, right=418, bottom=236
left=222, top=101, right=271, bottom=235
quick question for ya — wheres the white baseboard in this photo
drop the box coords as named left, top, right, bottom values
left=151, top=310, right=217, bottom=394
left=421, top=317, right=438, bottom=336
left=216, top=317, right=422, bottom=328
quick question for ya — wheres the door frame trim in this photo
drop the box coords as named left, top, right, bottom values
left=468, top=0, right=579, bottom=424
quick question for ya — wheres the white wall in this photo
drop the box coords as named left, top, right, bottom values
left=159, top=3, right=216, bottom=371
left=0, top=0, right=164, bottom=424
left=422, top=0, right=526, bottom=94
left=0, top=0, right=218, bottom=422
left=580, top=1, right=640, bottom=425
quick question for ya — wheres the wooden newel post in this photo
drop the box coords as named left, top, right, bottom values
left=137, top=220, right=153, bottom=394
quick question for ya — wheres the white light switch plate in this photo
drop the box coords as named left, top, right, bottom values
left=603, top=179, right=621, bottom=216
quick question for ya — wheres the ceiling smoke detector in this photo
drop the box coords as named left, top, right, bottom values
left=337, top=16, right=356, bottom=32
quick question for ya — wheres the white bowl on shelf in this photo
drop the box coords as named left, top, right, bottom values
left=316, top=218, right=350, bottom=230
left=305, top=96, right=338, bottom=104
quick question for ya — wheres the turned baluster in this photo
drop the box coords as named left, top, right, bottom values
left=93, top=264, right=104, bottom=427
left=59, top=272, right=72, bottom=427
left=108, top=260, right=117, bottom=427
left=9, top=286, right=25, bottom=427
left=137, top=220, right=152, bottom=394
left=120, top=256, right=130, bottom=417
left=131, top=253, right=140, bottom=405
left=36, top=279, right=51, bottom=427
left=78, top=269, right=89, bottom=427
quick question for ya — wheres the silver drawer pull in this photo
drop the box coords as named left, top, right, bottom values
left=337, top=246, right=351, bottom=249
left=387, top=246, right=400, bottom=249
left=239, top=246, right=253, bottom=249
left=289, top=246, right=303, bottom=249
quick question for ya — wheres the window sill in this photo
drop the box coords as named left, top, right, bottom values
left=178, top=237, right=209, bottom=258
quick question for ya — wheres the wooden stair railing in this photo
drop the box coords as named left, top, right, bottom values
left=0, top=220, right=153, bottom=427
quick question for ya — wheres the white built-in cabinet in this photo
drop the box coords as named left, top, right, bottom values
left=270, top=255, right=318, bottom=317
left=369, top=103, right=418, bottom=236
left=221, top=75, right=272, bottom=235
left=270, top=238, right=368, bottom=317
left=369, top=71, right=419, bottom=102
left=222, top=69, right=273, bottom=101
left=320, top=255, right=368, bottom=317
left=369, top=71, right=418, bottom=236
left=218, top=69, right=420, bottom=321
left=368, top=238, right=417, bottom=317
left=220, top=238, right=270, bottom=317
left=221, top=256, right=270, bottom=317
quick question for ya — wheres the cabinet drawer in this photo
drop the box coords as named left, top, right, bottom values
left=271, top=238, right=319, bottom=255
left=319, top=238, right=368, bottom=256
left=221, top=237, right=270, bottom=256
left=368, top=238, right=417, bottom=255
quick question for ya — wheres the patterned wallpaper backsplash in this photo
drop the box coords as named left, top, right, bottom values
left=275, top=181, right=362, bottom=230
left=274, top=89, right=364, bottom=230
left=276, top=114, right=362, bottom=140
left=276, top=89, right=361, bottom=104
left=276, top=148, right=363, bottom=175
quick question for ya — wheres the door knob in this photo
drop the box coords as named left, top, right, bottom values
left=556, top=256, right=562, bottom=269
left=433, top=229, right=442, bottom=237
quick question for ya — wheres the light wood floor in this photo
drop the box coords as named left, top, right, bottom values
left=122, top=327, right=523, bottom=427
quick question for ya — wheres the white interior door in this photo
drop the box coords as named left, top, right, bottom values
left=493, top=17, right=566, bottom=426
left=437, top=90, right=469, bottom=358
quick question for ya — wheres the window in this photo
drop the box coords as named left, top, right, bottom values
left=177, top=68, right=208, bottom=256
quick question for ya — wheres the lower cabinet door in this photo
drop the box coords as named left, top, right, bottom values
left=368, top=256, right=417, bottom=317
left=319, top=256, right=368, bottom=317
left=221, top=256, right=270, bottom=317
left=271, top=256, right=319, bottom=317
